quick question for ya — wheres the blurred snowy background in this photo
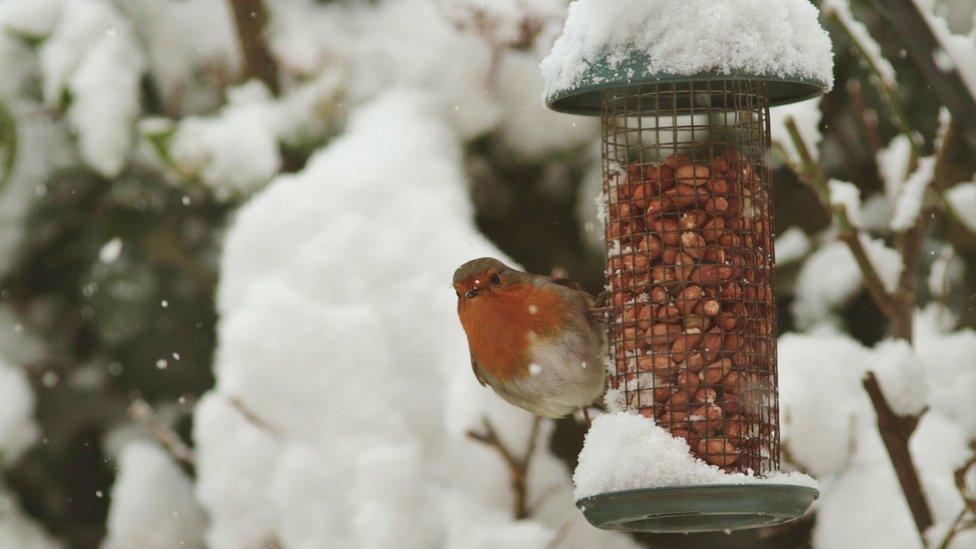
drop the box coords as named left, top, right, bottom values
left=0, top=0, right=973, bottom=548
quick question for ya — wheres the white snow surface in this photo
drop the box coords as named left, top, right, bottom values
left=541, top=0, right=834, bottom=99
left=779, top=316, right=976, bottom=548
left=0, top=0, right=64, bottom=39
left=161, top=0, right=594, bottom=200
left=914, top=305, right=976, bottom=438
left=945, top=182, right=976, bottom=233
left=0, top=354, right=38, bottom=465
left=791, top=241, right=860, bottom=327
left=439, top=0, right=568, bottom=48
left=0, top=0, right=61, bottom=39
left=167, top=75, right=343, bottom=201
left=828, top=179, right=863, bottom=227
left=169, top=82, right=283, bottom=200
left=870, top=339, right=928, bottom=417
left=791, top=234, right=901, bottom=327
left=889, top=156, right=935, bottom=232
left=878, top=135, right=913, bottom=206
left=268, top=0, right=594, bottom=153
left=194, top=90, right=635, bottom=549
left=0, top=321, right=52, bottom=546
left=118, top=0, right=240, bottom=115
left=859, top=235, right=904, bottom=294
left=103, top=441, right=206, bottom=549
left=574, top=412, right=817, bottom=499
left=822, top=0, right=895, bottom=85
left=39, top=0, right=145, bottom=177
left=916, top=0, right=976, bottom=101
left=927, top=244, right=958, bottom=299
left=774, top=227, right=811, bottom=265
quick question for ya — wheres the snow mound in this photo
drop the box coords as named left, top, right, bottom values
left=775, top=227, right=811, bottom=265
left=778, top=317, right=976, bottom=548
left=541, top=0, right=834, bottom=100
left=0, top=353, right=38, bottom=464
left=195, top=89, right=635, bottom=549
left=103, top=441, right=206, bottom=549
left=574, top=412, right=816, bottom=500
left=945, top=182, right=976, bottom=233
left=39, top=0, right=145, bottom=177
left=889, top=156, right=935, bottom=232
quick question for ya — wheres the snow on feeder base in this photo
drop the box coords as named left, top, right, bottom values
left=543, top=11, right=832, bottom=528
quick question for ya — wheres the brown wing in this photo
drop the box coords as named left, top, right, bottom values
left=548, top=278, right=583, bottom=291
left=470, top=352, right=488, bottom=387
left=546, top=277, right=604, bottom=334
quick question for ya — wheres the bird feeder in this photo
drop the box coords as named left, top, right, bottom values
left=546, top=53, right=828, bottom=532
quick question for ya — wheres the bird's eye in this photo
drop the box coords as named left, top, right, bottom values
left=490, top=273, right=501, bottom=286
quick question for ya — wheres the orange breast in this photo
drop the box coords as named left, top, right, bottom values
left=458, top=285, right=569, bottom=382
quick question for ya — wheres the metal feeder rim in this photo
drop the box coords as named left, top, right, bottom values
left=575, top=483, right=819, bottom=533
left=546, top=61, right=827, bottom=115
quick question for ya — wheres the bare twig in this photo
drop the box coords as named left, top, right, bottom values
left=937, top=507, right=971, bottom=549
left=128, top=398, right=196, bottom=468
left=784, top=105, right=936, bottom=544
left=823, top=7, right=923, bottom=161
left=937, top=451, right=976, bottom=549
left=545, top=518, right=575, bottom=549
left=932, top=245, right=956, bottom=321
left=847, top=80, right=884, bottom=159
left=783, top=116, right=830, bottom=207
left=834, top=209, right=898, bottom=319
left=931, top=121, right=976, bottom=239
left=229, top=395, right=279, bottom=436
left=868, top=0, right=976, bottom=154
left=467, top=416, right=542, bottom=519
left=847, top=79, right=883, bottom=157
left=953, top=451, right=976, bottom=512
left=891, top=214, right=928, bottom=340
left=862, top=373, right=933, bottom=539
left=445, top=7, right=545, bottom=88
left=528, top=483, right=564, bottom=517
left=227, top=0, right=280, bottom=94
left=784, top=117, right=897, bottom=318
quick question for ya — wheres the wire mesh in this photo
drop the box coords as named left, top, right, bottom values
left=602, top=80, right=778, bottom=475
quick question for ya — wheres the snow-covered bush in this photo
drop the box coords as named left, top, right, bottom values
left=0, top=0, right=972, bottom=546
left=194, top=86, right=631, bottom=548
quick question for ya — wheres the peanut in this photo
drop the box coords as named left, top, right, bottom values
left=675, top=163, right=710, bottom=186
left=670, top=330, right=703, bottom=362
left=608, top=149, right=776, bottom=471
left=698, top=438, right=739, bottom=466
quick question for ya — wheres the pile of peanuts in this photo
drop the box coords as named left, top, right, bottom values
left=606, top=149, right=776, bottom=471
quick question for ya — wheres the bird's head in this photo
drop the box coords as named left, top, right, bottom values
left=452, top=257, right=519, bottom=311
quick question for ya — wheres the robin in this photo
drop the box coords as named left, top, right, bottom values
left=453, top=258, right=606, bottom=418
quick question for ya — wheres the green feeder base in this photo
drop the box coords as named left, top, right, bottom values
left=576, top=484, right=818, bottom=533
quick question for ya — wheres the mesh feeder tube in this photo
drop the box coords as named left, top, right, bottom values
left=547, top=69, right=826, bottom=532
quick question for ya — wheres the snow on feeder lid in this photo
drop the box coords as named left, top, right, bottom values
left=541, top=0, right=833, bottom=114
left=542, top=0, right=833, bottom=534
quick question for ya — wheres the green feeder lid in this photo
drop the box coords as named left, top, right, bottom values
left=545, top=52, right=828, bottom=116
left=576, top=484, right=818, bottom=533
